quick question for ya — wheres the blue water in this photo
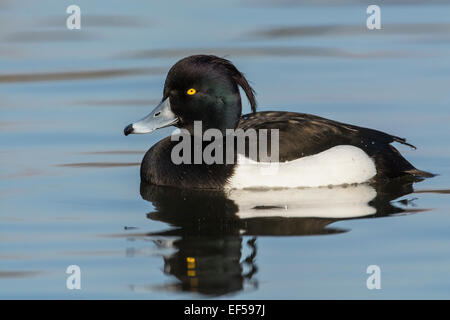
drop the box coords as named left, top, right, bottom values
left=1, top=0, right=450, bottom=299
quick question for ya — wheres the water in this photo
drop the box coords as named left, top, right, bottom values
left=1, top=0, right=450, bottom=299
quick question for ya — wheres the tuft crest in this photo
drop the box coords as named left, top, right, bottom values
left=190, top=55, right=258, bottom=113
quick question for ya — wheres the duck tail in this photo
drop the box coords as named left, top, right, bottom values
left=392, top=135, right=417, bottom=150
left=404, top=168, right=436, bottom=178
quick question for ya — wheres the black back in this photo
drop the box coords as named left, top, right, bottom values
left=238, top=111, right=433, bottom=181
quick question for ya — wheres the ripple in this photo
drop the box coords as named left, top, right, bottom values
left=0, top=67, right=165, bottom=83
left=243, top=0, right=450, bottom=6
left=57, top=162, right=140, bottom=168
left=120, top=46, right=413, bottom=60
left=5, top=30, right=95, bottom=42
left=0, top=271, right=43, bottom=279
left=5, top=168, right=43, bottom=179
left=37, top=15, right=152, bottom=28
left=79, top=150, right=145, bottom=155
left=74, top=99, right=161, bottom=107
left=247, top=23, right=450, bottom=39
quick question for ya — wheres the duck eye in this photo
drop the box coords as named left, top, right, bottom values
left=186, top=88, right=196, bottom=95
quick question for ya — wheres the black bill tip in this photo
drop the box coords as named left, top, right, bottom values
left=124, top=124, right=133, bottom=136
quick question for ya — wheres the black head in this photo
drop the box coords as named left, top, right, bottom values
left=124, top=55, right=256, bottom=136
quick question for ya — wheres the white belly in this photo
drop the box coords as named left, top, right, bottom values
left=225, top=145, right=377, bottom=189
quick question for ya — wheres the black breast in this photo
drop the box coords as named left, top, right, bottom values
left=140, top=136, right=236, bottom=189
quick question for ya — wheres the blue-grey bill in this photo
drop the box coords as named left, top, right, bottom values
left=124, top=98, right=178, bottom=136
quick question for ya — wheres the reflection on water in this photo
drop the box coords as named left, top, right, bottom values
left=131, top=179, right=423, bottom=296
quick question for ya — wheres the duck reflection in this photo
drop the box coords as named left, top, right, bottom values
left=136, top=179, right=422, bottom=296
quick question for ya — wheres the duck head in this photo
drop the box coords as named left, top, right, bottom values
left=124, top=55, right=257, bottom=136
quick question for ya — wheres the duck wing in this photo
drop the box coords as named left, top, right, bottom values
left=238, top=111, right=431, bottom=180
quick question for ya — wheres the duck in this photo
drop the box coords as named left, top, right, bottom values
left=124, top=55, right=433, bottom=189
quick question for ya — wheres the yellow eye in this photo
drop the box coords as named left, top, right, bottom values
left=187, top=88, right=196, bottom=95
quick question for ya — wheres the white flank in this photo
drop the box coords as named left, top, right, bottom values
left=225, top=145, right=377, bottom=189
left=228, top=184, right=377, bottom=219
